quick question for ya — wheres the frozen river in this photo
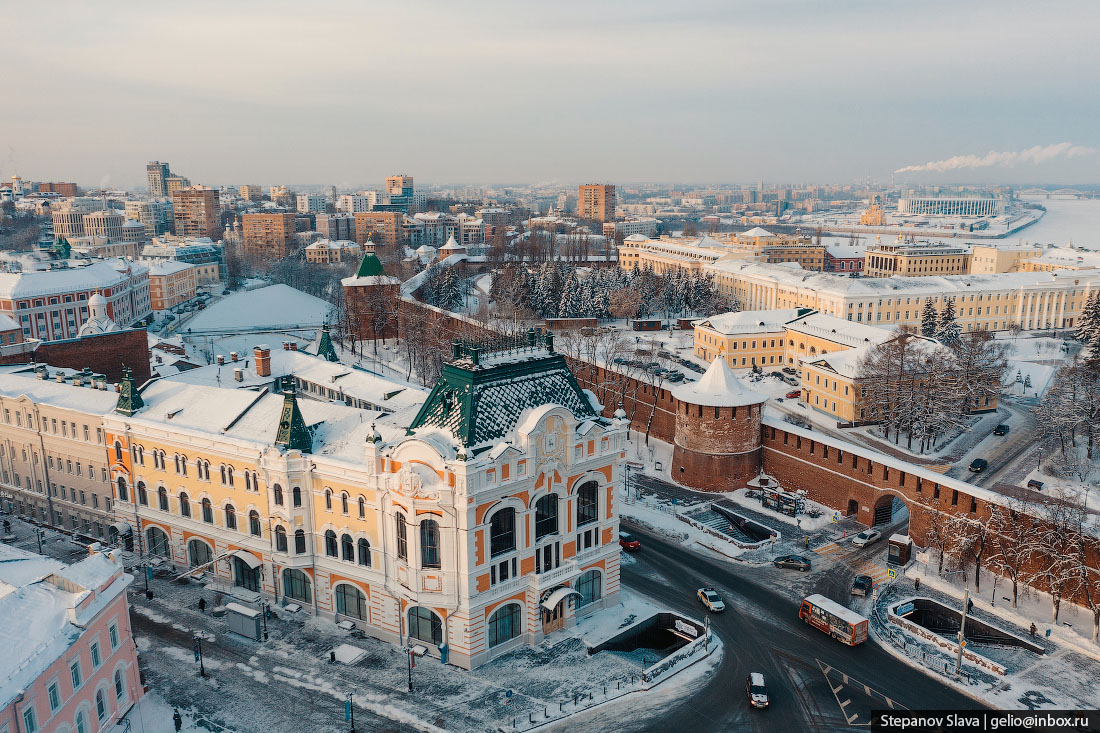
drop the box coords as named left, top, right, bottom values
left=1015, top=195, right=1100, bottom=249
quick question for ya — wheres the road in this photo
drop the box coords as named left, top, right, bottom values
left=568, top=523, right=985, bottom=732
left=961, top=401, right=1038, bottom=489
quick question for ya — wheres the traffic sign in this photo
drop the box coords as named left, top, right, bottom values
left=832, top=512, right=839, bottom=524
left=888, top=568, right=897, bottom=580
left=505, top=690, right=513, bottom=706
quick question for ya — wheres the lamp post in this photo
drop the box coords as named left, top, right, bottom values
left=407, top=644, right=427, bottom=692
left=192, top=635, right=206, bottom=678
left=344, top=690, right=356, bottom=733
left=944, top=569, right=970, bottom=676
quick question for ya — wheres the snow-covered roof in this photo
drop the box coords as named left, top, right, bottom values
left=740, top=227, right=776, bottom=238
left=0, top=544, right=129, bottom=710
left=670, top=357, right=766, bottom=408
left=0, top=367, right=120, bottom=413
left=784, top=312, right=892, bottom=347
left=694, top=308, right=806, bottom=335
left=440, top=236, right=464, bottom=251
left=0, top=313, right=19, bottom=330
left=0, top=261, right=130, bottom=299
left=184, top=284, right=334, bottom=332
left=146, top=260, right=195, bottom=276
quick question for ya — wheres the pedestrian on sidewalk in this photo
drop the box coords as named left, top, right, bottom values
left=1030, top=622, right=1037, bottom=638
left=804, top=535, right=810, bottom=549
left=913, top=577, right=920, bottom=592
left=198, top=596, right=207, bottom=614
left=174, top=709, right=183, bottom=731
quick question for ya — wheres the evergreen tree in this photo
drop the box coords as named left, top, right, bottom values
left=920, top=298, right=938, bottom=337
left=558, top=269, right=580, bottom=318
left=936, top=297, right=960, bottom=345
left=1075, top=293, right=1100, bottom=344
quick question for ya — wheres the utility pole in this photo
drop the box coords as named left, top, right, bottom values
left=956, top=586, right=969, bottom=675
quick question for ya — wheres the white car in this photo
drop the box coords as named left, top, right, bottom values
left=852, top=529, right=881, bottom=547
left=697, top=587, right=725, bottom=612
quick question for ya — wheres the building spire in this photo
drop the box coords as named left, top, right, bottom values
left=114, top=366, right=145, bottom=416
left=274, top=375, right=312, bottom=453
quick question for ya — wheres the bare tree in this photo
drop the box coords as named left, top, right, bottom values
left=987, top=499, right=1034, bottom=609
left=920, top=495, right=951, bottom=575
left=945, top=510, right=991, bottom=592
left=1023, top=488, right=1086, bottom=624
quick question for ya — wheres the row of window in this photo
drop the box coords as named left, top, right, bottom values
left=128, top=480, right=265, bottom=536
left=124, top=444, right=259, bottom=490
left=488, top=483, right=600, bottom=559
left=2, top=409, right=103, bottom=445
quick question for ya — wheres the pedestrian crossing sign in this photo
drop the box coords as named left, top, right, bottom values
left=832, top=513, right=839, bottom=523
left=888, top=568, right=897, bottom=580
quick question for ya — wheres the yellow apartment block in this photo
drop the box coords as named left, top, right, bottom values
left=864, top=238, right=971, bottom=278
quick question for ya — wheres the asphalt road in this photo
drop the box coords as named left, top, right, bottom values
left=570, top=523, right=985, bottom=732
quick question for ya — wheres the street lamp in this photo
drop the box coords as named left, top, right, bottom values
left=944, top=570, right=972, bottom=675
left=192, top=635, right=206, bottom=678
left=407, top=644, right=427, bottom=692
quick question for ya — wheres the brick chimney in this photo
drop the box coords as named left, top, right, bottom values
left=254, top=345, right=271, bottom=378
left=288, top=342, right=298, bottom=351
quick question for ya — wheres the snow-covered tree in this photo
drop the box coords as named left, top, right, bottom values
left=987, top=499, right=1035, bottom=610
left=1022, top=488, right=1086, bottom=624
left=935, top=297, right=960, bottom=345
left=920, top=298, right=938, bottom=337
left=1074, top=292, right=1100, bottom=344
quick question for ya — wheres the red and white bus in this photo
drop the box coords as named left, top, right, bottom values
left=799, top=594, right=869, bottom=646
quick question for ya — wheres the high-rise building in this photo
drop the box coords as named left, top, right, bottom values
left=147, top=160, right=170, bottom=199
left=315, top=213, right=356, bottom=241
left=171, top=186, right=222, bottom=239
left=165, top=175, right=191, bottom=199
left=81, top=210, right=125, bottom=242
left=353, top=212, right=404, bottom=248
left=50, top=198, right=105, bottom=240
left=240, top=184, right=265, bottom=201
left=578, top=184, right=617, bottom=222
left=386, top=175, right=414, bottom=197
left=241, top=212, right=298, bottom=257
left=124, top=199, right=175, bottom=237
left=296, top=193, right=327, bottom=214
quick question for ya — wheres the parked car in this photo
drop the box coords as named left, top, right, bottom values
left=851, top=575, right=873, bottom=597
left=969, top=458, right=989, bottom=473
left=619, top=532, right=641, bottom=552
left=773, top=554, right=811, bottom=572
left=666, top=372, right=685, bottom=383
left=782, top=367, right=797, bottom=375
left=770, top=371, right=785, bottom=380
left=746, top=673, right=770, bottom=709
left=785, top=390, right=802, bottom=399
left=784, top=376, right=800, bottom=386
left=1027, top=479, right=1045, bottom=491
left=993, top=424, right=1010, bottom=436
left=697, top=587, right=725, bottom=612
left=852, top=529, right=881, bottom=547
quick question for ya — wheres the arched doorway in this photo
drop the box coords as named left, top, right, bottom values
left=188, top=539, right=213, bottom=568
left=846, top=499, right=859, bottom=517
left=873, top=494, right=908, bottom=528
left=232, top=554, right=261, bottom=592
left=146, top=526, right=170, bottom=558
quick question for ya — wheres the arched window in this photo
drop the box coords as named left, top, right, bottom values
left=292, top=486, right=302, bottom=507
left=488, top=603, right=523, bottom=648
left=283, top=568, right=312, bottom=603
left=225, top=504, right=237, bottom=530
left=249, top=510, right=262, bottom=537
left=275, top=525, right=287, bottom=552
left=157, top=487, right=169, bottom=511
left=226, top=466, right=234, bottom=486
left=273, top=484, right=284, bottom=506
left=420, top=519, right=441, bottom=569
left=203, top=460, right=211, bottom=480
left=357, top=538, right=371, bottom=566
left=490, top=508, right=515, bottom=557
left=201, top=498, right=213, bottom=523
left=396, top=514, right=408, bottom=561
left=294, top=529, right=306, bottom=554
left=180, top=455, right=188, bottom=476
left=146, top=526, right=170, bottom=557
left=114, top=441, right=123, bottom=461
left=114, top=669, right=125, bottom=702
left=341, top=492, right=349, bottom=514
left=534, top=494, right=559, bottom=540
left=188, top=539, right=212, bottom=567
left=76, top=711, right=88, bottom=733
left=576, top=482, right=598, bottom=527
left=341, top=533, right=354, bottom=561
left=174, top=454, right=181, bottom=474
left=407, top=606, right=442, bottom=645
left=324, top=529, right=338, bottom=557
left=357, top=496, right=365, bottom=518
left=575, top=569, right=602, bottom=608
left=178, top=492, right=190, bottom=518
left=137, top=481, right=148, bottom=506
left=116, top=477, right=128, bottom=502
left=245, top=471, right=252, bottom=492
left=324, top=489, right=332, bottom=510
left=219, top=465, right=227, bottom=484
left=96, top=689, right=107, bottom=721
left=335, top=583, right=367, bottom=620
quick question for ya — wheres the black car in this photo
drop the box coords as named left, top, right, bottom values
left=773, top=554, right=811, bottom=572
left=993, top=424, right=1009, bottom=436
left=851, top=575, right=873, bottom=597
left=969, top=458, right=989, bottom=473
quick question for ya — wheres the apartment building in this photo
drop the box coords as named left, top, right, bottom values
left=297, top=194, right=328, bottom=214
left=124, top=199, right=175, bottom=237
left=51, top=199, right=105, bottom=240
left=171, top=186, right=222, bottom=239
left=240, top=184, right=265, bottom=201
left=354, top=211, right=404, bottom=248
left=165, top=176, right=191, bottom=199
left=969, top=243, right=1043, bottom=274
left=147, top=261, right=197, bottom=311
left=81, top=210, right=125, bottom=243
left=602, top=218, right=658, bottom=240
left=146, top=160, right=170, bottom=199
left=241, top=212, right=297, bottom=257
left=578, top=184, right=616, bottom=222
left=0, top=544, right=143, bottom=733
left=37, top=182, right=79, bottom=197
left=315, top=213, right=356, bottom=241
left=864, top=238, right=971, bottom=278
left=304, top=239, right=362, bottom=264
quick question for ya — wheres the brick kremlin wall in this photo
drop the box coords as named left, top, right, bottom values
left=0, top=329, right=151, bottom=383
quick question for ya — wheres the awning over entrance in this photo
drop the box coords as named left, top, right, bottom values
left=232, top=550, right=261, bottom=569
left=109, top=522, right=132, bottom=535
left=541, top=587, right=581, bottom=611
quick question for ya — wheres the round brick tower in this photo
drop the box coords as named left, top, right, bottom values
left=670, top=357, right=766, bottom=492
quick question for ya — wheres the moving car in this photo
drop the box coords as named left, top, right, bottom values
left=697, top=587, right=725, bottom=612
left=969, top=458, right=989, bottom=473
left=619, top=531, right=641, bottom=552
left=852, top=529, right=881, bottom=547
left=746, top=673, right=769, bottom=709
left=851, top=575, right=873, bottom=597
left=993, top=424, right=1010, bottom=436
left=773, top=554, right=811, bottom=572
left=785, top=390, right=802, bottom=399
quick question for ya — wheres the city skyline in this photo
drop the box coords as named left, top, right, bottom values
left=2, top=1, right=1099, bottom=187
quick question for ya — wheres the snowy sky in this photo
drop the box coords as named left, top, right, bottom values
left=3, top=0, right=1099, bottom=187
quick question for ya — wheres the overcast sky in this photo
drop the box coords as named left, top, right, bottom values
left=3, top=1, right=1099, bottom=189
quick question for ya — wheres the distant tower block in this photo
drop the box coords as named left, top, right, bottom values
left=670, top=358, right=767, bottom=492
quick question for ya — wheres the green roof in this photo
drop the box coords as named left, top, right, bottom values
left=274, top=376, right=312, bottom=453
left=354, top=253, right=386, bottom=278
left=408, top=346, right=598, bottom=451
left=114, top=366, right=144, bottom=416
left=315, top=325, right=338, bottom=362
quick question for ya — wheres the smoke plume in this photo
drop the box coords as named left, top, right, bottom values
left=894, top=142, right=1096, bottom=174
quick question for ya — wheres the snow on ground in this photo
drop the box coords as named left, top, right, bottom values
left=626, top=432, right=675, bottom=484
left=1004, top=361, right=1056, bottom=399
left=723, top=489, right=835, bottom=531
left=185, top=284, right=334, bottom=332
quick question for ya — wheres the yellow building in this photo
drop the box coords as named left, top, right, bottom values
left=147, top=261, right=197, bottom=311
left=968, top=244, right=1043, bottom=274
left=860, top=204, right=886, bottom=226
left=864, top=237, right=971, bottom=278
left=1017, top=247, right=1100, bottom=273
left=702, top=260, right=1100, bottom=333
